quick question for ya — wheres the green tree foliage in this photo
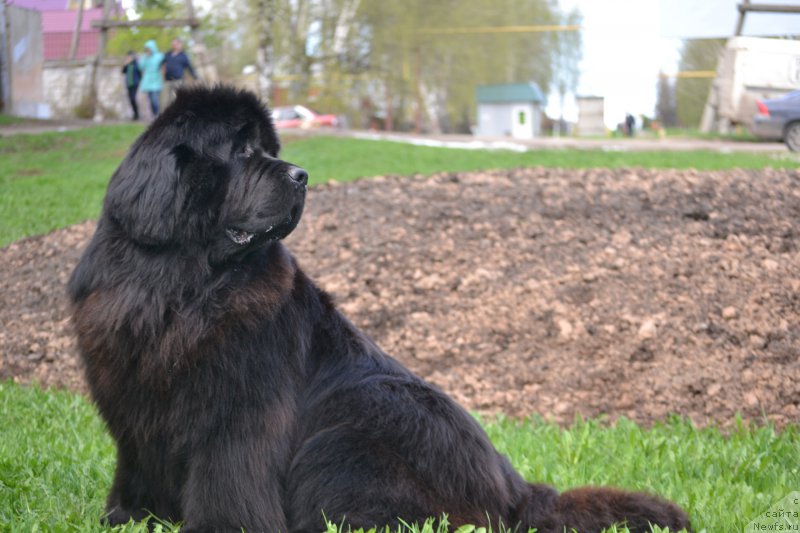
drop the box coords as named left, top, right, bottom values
left=338, top=0, right=579, bottom=132
left=675, top=38, right=725, bottom=127
left=120, top=0, right=581, bottom=132
left=106, top=0, right=246, bottom=80
left=198, top=1, right=255, bottom=80
left=106, top=4, right=186, bottom=58
left=656, top=72, right=677, bottom=128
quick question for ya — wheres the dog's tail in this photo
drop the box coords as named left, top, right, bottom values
left=514, top=483, right=692, bottom=533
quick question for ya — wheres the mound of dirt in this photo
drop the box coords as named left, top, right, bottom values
left=1, top=167, right=798, bottom=428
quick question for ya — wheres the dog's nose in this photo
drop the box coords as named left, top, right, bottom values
left=288, top=166, right=308, bottom=186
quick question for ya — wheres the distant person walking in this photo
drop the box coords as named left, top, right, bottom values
left=121, top=51, right=141, bottom=120
left=138, top=40, right=165, bottom=117
left=625, top=113, right=636, bottom=137
left=162, top=38, right=199, bottom=105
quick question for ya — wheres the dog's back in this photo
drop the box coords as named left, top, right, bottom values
left=284, top=287, right=690, bottom=532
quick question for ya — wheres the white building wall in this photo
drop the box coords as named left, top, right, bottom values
left=576, top=97, right=605, bottom=137
left=477, top=103, right=510, bottom=136
left=476, top=103, right=540, bottom=138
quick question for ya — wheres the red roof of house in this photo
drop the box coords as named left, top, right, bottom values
left=9, top=3, right=116, bottom=61
left=43, top=32, right=99, bottom=60
left=7, top=0, right=70, bottom=11
left=41, top=8, right=104, bottom=33
left=41, top=9, right=104, bottom=60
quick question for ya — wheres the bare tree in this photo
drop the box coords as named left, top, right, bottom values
left=331, top=0, right=360, bottom=56
left=656, top=73, right=678, bottom=128
left=69, top=0, right=86, bottom=60
left=676, top=38, right=725, bottom=127
left=254, top=0, right=276, bottom=101
left=551, top=8, right=582, bottom=136
left=233, top=0, right=575, bottom=131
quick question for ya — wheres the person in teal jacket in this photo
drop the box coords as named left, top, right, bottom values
left=138, top=40, right=165, bottom=117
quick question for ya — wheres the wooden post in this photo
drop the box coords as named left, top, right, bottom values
left=91, top=19, right=199, bottom=29
left=734, top=0, right=749, bottom=35
left=384, top=78, right=393, bottom=132
left=185, top=0, right=198, bottom=41
left=414, top=47, right=422, bottom=133
left=735, top=1, right=800, bottom=35
left=68, top=0, right=85, bottom=60
left=183, top=0, right=216, bottom=83
left=87, top=0, right=113, bottom=118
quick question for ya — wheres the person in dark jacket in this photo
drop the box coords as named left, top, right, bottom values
left=161, top=38, right=199, bottom=105
left=121, top=51, right=142, bottom=120
left=625, top=113, right=636, bottom=137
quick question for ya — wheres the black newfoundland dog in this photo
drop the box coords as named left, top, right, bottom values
left=69, top=86, right=690, bottom=533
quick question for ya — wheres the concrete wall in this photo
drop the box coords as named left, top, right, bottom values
left=7, top=6, right=48, bottom=118
left=4, top=6, right=213, bottom=119
left=1, top=2, right=10, bottom=111
left=4, top=6, right=127, bottom=119
left=576, top=97, right=606, bottom=136
left=43, top=59, right=129, bottom=119
left=476, top=102, right=541, bottom=138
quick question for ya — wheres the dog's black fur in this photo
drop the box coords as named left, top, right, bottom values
left=69, top=86, right=691, bottom=533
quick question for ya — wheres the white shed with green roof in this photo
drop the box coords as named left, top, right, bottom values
left=475, top=82, right=544, bottom=139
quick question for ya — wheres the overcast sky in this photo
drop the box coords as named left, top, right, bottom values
left=548, top=0, right=680, bottom=127
left=550, top=0, right=800, bottom=127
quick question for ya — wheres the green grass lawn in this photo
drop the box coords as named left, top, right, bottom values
left=0, top=124, right=145, bottom=247
left=0, top=114, right=56, bottom=127
left=0, top=114, right=30, bottom=126
left=661, top=127, right=760, bottom=142
left=281, top=136, right=797, bottom=183
left=2, top=125, right=798, bottom=247
left=1, top=382, right=796, bottom=532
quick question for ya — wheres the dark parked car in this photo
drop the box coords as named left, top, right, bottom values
left=751, top=90, right=800, bottom=152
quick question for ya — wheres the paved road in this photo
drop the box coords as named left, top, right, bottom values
left=0, top=119, right=790, bottom=153
left=341, top=130, right=790, bottom=153
left=0, top=119, right=102, bottom=137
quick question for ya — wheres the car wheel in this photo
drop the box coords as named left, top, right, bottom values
left=785, top=122, right=800, bottom=152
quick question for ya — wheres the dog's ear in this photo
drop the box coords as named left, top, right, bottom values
left=104, top=139, right=185, bottom=245
left=232, top=121, right=257, bottom=158
left=172, top=143, right=194, bottom=170
left=258, top=110, right=281, bottom=157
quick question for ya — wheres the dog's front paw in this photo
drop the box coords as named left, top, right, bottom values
left=104, top=505, right=150, bottom=526
left=180, top=524, right=234, bottom=533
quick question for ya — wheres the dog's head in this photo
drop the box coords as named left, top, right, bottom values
left=104, top=86, right=307, bottom=264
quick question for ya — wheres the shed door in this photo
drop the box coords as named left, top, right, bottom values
left=511, top=105, right=533, bottom=139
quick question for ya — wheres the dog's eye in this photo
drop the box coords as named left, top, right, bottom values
left=240, top=144, right=254, bottom=158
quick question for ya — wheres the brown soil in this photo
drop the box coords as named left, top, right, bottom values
left=2, top=168, right=799, bottom=428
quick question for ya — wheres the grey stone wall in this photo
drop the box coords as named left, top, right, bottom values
left=8, top=6, right=47, bottom=118
left=43, top=59, right=129, bottom=119
left=576, top=97, right=606, bottom=137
